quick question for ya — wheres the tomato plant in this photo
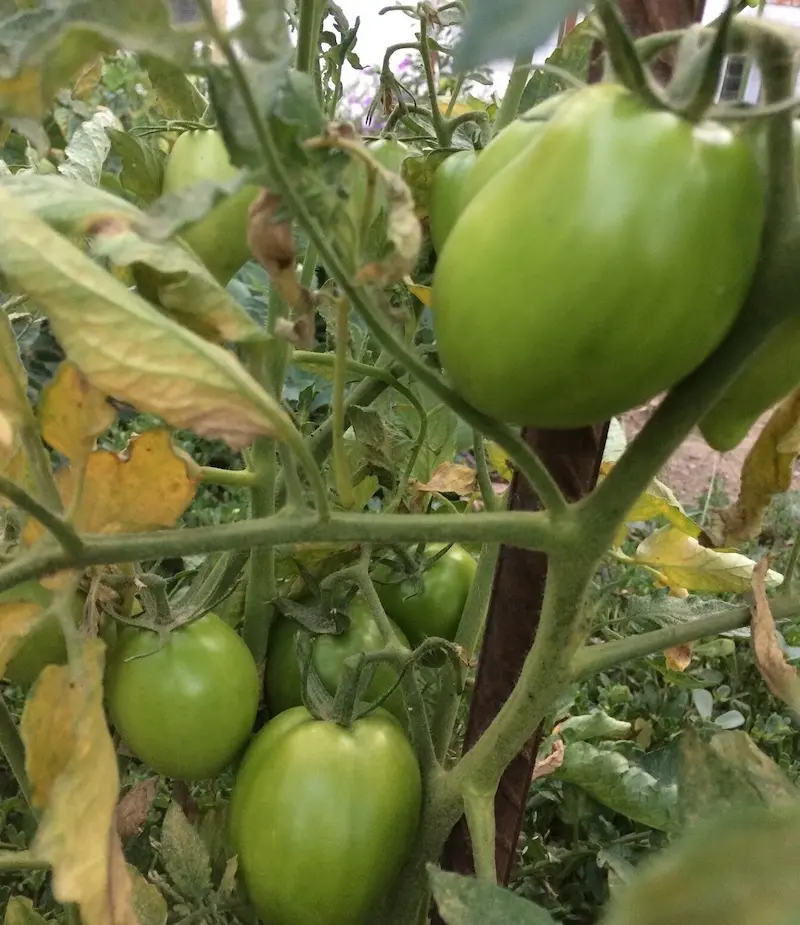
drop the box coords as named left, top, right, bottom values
left=162, top=129, right=258, bottom=285
left=231, top=707, right=422, bottom=925
left=374, top=544, right=477, bottom=646
left=105, top=612, right=260, bottom=781
left=265, top=594, right=409, bottom=721
left=432, top=82, right=765, bottom=427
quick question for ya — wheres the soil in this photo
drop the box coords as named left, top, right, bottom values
left=621, top=398, right=800, bottom=508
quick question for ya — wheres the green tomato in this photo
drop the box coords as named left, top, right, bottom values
left=375, top=544, right=477, bottom=647
left=105, top=612, right=259, bottom=781
left=428, top=149, right=477, bottom=253
left=432, top=82, right=765, bottom=428
left=232, top=707, right=422, bottom=925
left=460, top=92, right=574, bottom=211
left=2, top=582, right=86, bottom=688
left=265, top=595, right=409, bottom=722
left=162, top=129, right=259, bottom=285
left=699, top=123, right=800, bottom=452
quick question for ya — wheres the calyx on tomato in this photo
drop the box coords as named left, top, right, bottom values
left=161, top=128, right=259, bottom=285
left=265, top=594, right=409, bottom=722
left=374, top=543, right=477, bottom=647
left=432, top=82, right=765, bottom=429
left=230, top=707, right=422, bottom=925
left=105, top=611, right=259, bottom=781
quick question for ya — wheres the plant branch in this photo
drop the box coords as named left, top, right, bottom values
left=463, top=786, right=497, bottom=882
left=419, top=17, right=448, bottom=145
left=572, top=596, right=800, bottom=679
left=0, top=851, right=48, bottom=872
left=0, top=477, right=83, bottom=556
left=493, top=49, right=535, bottom=133
left=198, top=466, right=258, bottom=489
left=0, top=695, right=32, bottom=808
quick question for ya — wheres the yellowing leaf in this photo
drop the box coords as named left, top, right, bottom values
left=0, top=307, right=32, bottom=424
left=0, top=601, right=47, bottom=677
left=39, top=362, right=116, bottom=465
left=485, top=440, right=513, bottom=481
left=665, top=643, right=693, bottom=672
left=634, top=526, right=783, bottom=594
left=719, top=391, right=800, bottom=544
left=26, top=429, right=199, bottom=543
left=625, top=480, right=700, bottom=538
left=128, top=866, right=166, bottom=925
left=750, top=557, right=800, bottom=712
left=404, top=278, right=431, bottom=306
left=21, top=639, right=136, bottom=925
left=413, top=461, right=477, bottom=497
left=0, top=187, right=292, bottom=450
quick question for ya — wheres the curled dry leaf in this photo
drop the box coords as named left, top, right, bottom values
left=116, top=778, right=158, bottom=841
left=39, top=362, right=116, bottom=465
left=532, top=739, right=565, bottom=783
left=412, top=461, right=477, bottom=498
left=21, top=639, right=137, bottom=925
left=0, top=187, right=292, bottom=450
left=634, top=525, right=783, bottom=594
left=750, top=556, right=800, bottom=713
left=717, top=390, right=800, bottom=545
left=665, top=643, right=693, bottom=672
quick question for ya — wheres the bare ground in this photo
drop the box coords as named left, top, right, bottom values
left=621, top=399, right=800, bottom=508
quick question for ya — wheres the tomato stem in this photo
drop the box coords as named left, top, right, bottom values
left=493, top=49, right=536, bottom=135
left=0, top=476, right=83, bottom=557
left=463, top=786, right=498, bottom=882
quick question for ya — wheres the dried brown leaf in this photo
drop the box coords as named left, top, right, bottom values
left=116, top=779, right=158, bottom=841
left=750, top=557, right=800, bottom=712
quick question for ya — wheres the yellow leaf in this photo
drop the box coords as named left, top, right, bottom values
left=3, top=896, right=48, bottom=925
left=719, top=391, right=800, bottom=544
left=626, top=479, right=700, bottom=538
left=665, top=643, right=693, bottom=672
left=0, top=187, right=292, bottom=450
left=21, top=639, right=137, bottom=925
left=750, top=557, right=800, bottom=712
left=413, top=461, right=476, bottom=497
left=24, top=429, right=199, bottom=544
left=0, top=67, right=46, bottom=120
left=39, top=362, right=116, bottom=465
left=0, top=601, right=47, bottom=677
left=634, top=526, right=783, bottom=593
left=128, top=866, right=166, bottom=925
left=403, top=277, right=431, bottom=306
left=485, top=440, right=513, bottom=481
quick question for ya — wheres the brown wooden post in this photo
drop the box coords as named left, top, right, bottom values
left=435, top=0, right=706, bottom=900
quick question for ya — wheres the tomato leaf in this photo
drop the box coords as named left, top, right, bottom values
left=160, top=801, right=212, bottom=903
left=139, top=55, right=206, bottom=122
left=107, top=129, right=165, bottom=205
left=127, top=866, right=167, bottom=925
left=428, top=865, right=558, bottom=925
left=519, top=18, right=593, bottom=112
left=601, top=802, right=800, bottom=925
left=454, top=0, right=586, bottom=71
left=2, top=897, right=48, bottom=925
left=553, top=711, right=632, bottom=743
left=555, top=741, right=678, bottom=832
left=678, top=728, right=799, bottom=828
left=58, top=109, right=117, bottom=187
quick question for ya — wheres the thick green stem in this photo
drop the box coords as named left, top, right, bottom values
left=0, top=851, right=48, bottom=871
left=0, top=509, right=558, bottom=595
left=432, top=543, right=499, bottom=763
left=493, top=50, right=535, bottom=133
left=472, top=433, right=500, bottom=511
left=295, top=0, right=325, bottom=76
left=0, top=695, right=32, bottom=809
left=199, top=466, right=258, bottom=489
left=420, top=18, right=448, bottom=146
left=463, top=786, right=497, bottom=882
left=332, top=299, right=356, bottom=508
left=572, top=595, right=800, bottom=680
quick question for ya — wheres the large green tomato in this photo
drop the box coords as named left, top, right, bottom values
left=2, top=582, right=85, bottom=688
left=460, top=92, right=574, bottom=212
left=231, top=707, right=422, bottom=925
left=428, top=149, right=477, bottom=253
left=105, top=612, right=259, bottom=781
left=697, top=122, right=800, bottom=452
left=374, top=544, right=477, bottom=646
left=162, top=129, right=259, bottom=285
left=265, top=595, right=409, bottom=722
left=432, top=82, right=765, bottom=428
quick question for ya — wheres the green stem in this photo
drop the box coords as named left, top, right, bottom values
left=472, top=433, right=499, bottom=511
left=198, top=466, right=258, bottom=489
left=19, top=421, right=62, bottom=514
left=571, top=596, right=800, bottom=680
left=783, top=529, right=800, bottom=592
left=432, top=543, right=500, bottom=762
left=463, top=786, right=497, bottom=882
left=0, top=695, right=32, bottom=809
left=0, top=509, right=558, bottom=595
left=0, top=476, right=84, bottom=556
left=332, top=299, right=356, bottom=508
left=196, top=0, right=567, bottom=517
left=420, top=18, right=448, bottom=145
left=295, top=0, right=325, bottom=75
left=0, top=851, right=48, bottom=872
left=493, top=49, right=535, bottom=133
